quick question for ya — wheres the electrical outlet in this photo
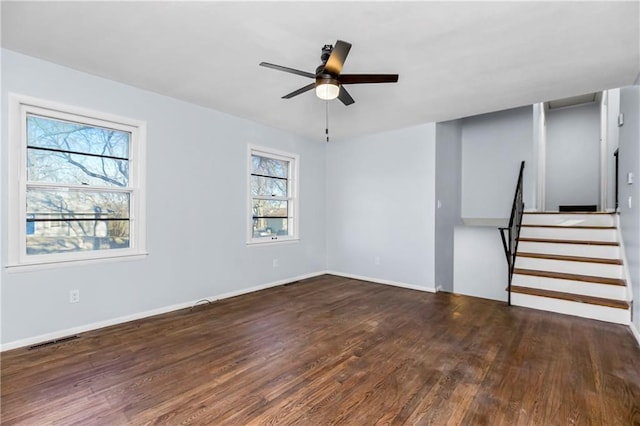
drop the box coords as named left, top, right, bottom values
left=374, top=256, right=381, bottom=265
left=69, top=289, right=80, bottom=304
left=272, top=259, right=279, bottom=268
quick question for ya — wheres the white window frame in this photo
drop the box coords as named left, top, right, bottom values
left=247, top=145, right=299, bottom=245
left=6, top=93, right=147, bottom=270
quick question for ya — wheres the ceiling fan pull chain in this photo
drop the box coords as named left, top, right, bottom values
left=325, top=101, right=330, bottom=143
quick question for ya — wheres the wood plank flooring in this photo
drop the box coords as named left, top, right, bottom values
left=2, top=274, right=640, bottom=425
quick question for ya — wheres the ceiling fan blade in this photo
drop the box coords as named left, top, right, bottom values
left=259, top=62, right=316, bottom=79
left=339, top=74, right=399, bottom=84
left=338, top=86, right=355, bottom=106
left=282, top=83, right=316, bottom=99
left=324, top=40, right=352, bottom=75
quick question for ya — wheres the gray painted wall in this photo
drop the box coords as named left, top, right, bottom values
left=454, top=108, right=519, bottom=302
left=453, top=225, right=507, bottom=302
left=532, top=103, right=545, bottom=210
left=545, top=102, right=601, bottom=210
left=607, top=89, right=621, bottom=211
left=435, top=120, right=462, bottom=292
left=618, top=85, right=640, bottom=333
left=461, top=106, right=534, bottom=219
left=326, top=124, right=436, bottom=289
left=1, top=49, right=327, bottom=346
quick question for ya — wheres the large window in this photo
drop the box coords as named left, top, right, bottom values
left=7, top=94, right=146, bottom=268
left=248, top=146, right=299, bottom=244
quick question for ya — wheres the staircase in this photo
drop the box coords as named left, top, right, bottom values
left=510, top=212, right=631, bottom=324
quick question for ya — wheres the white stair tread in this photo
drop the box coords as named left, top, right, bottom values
left=522, top=213, right=614, bottom=227
left=512, top=273, right=627, bottom=300
left=517, top=240, right=619, bottom=259
left=519, top=226, right=617, bottom=242
left=512, top=268, right=625, bottom=286
left=511, top=292, right=630, bottom=325
left=514, top=257, right=622, bottom=278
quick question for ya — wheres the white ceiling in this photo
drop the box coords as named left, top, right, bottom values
left=2, top=1, right=639, bottom=141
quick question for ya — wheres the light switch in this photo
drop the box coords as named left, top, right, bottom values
left=628, top=172, right=634, bottom=185
left=628, top=196, right=633, bottom=209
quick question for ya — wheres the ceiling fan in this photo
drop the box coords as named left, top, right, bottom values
left=259, top=40, right=399, bottom=106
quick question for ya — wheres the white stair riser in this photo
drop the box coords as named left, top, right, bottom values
left=519, top=227, right=617, bottom=242
left=511, top=293, right=630, bottom=324
left=512, top=274, right=627, bottom=300
left=514, top=257, right=622, bottom=278
left=516, top=241, right=620, bottom=259
left=522, top=214, right=615, bottom=227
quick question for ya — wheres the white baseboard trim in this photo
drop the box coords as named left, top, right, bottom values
left=631, top=322, right=640, bottom=347
left=326, top=270, right=436, bottom=293
left=1, top=271, right=326, bottom=352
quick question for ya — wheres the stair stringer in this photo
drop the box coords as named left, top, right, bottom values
left=615, top=214, right=635, bottom=310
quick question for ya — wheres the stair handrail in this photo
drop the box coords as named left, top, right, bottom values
left=499, top=161, right=525, bottom=306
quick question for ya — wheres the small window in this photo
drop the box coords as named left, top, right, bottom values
left=248, top=146, right=299, bottom=244
left=7, top=94, right=146, bottom=268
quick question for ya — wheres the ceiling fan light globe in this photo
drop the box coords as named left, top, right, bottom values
left=316, top=82, right=340, bottom=100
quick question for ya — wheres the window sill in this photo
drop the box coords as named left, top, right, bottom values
left=246, top=237, right=299, bottom=247
left=5, top=252, right=148, bottom=273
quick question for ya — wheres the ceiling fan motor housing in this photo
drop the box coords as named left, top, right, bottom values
left=316, top=75, right=339, bottom=86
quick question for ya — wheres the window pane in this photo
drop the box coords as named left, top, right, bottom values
left=28, top=148, right=129, bottom=187
left=252, top=218, right=288, bottom=238
left=252, top=199, right=288, bottom=218
left=26, top=220, right=130, bottom=255
left=250, top=175, right=287, bottom=197
left=251, top=155, right=288, bottom=178
left=26, top=189, right=130, bottom=255
left=27, top=188, right=130, bottom=219
left=27, top=114, right=130, bottom=159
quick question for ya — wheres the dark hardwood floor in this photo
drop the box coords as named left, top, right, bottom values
left=2, top=274, right=640, bottom=425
